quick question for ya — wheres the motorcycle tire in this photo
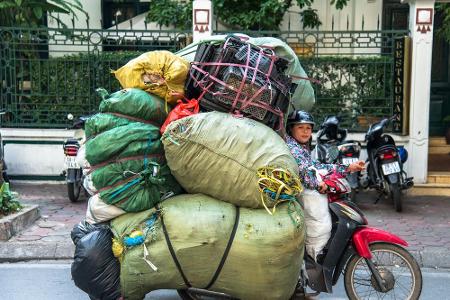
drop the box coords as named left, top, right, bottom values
left=389, top=182, right=402, bottom=212
left=68, top=181, right=81, bottom=202
left=344, top=242, right=422, bottom=300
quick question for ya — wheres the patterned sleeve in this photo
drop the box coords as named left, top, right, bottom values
left=286, top=136, right=350, bottom=190
left=286, top=136, right=321, bottom=190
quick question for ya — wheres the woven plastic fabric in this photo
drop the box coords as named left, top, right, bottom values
left=85, top=113, right=136, bottom=139
left=98, top=163, right=183, bottom=212
left=162, top=112, right=299, bottom=208
left=112, top=51, right=189, bottom=105
left=89, top=157, right=165, bottom=190
left=85, top=123, right=161, bottom=166
left=111, top=194, right=305, bottom=300
left=97, top=88, right=167, bottom=125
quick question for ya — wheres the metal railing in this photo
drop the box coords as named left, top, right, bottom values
left=0, top=26, right=408, bottom=131
left=0, top=26, right=191, bottom=128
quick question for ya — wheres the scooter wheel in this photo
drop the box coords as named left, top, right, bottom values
left=389, top=183, right=402, bottom=212
left=344, top=242, right=422, bottom=300
left=68, top=181, right=81, bottom=202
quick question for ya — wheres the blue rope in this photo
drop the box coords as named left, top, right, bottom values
left=263, top=188, right=295, bottom=201
left=109, top=177, right=141, bottom=199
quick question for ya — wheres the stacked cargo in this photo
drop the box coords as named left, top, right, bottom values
left=71, top=35, right=313, bottom=300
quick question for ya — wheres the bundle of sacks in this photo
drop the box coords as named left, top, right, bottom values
left=71, top=38, right=310, bottom=300
left=82, top=86, right=184, bottom=223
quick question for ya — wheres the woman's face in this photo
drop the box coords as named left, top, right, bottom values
left=291, top=123, right=313, bottom=144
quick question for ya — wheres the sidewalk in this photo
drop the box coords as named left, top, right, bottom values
left=1, top=183, right=450, bottom=268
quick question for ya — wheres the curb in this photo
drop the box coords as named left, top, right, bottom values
left=411, top=249, right=450, bottom=269
left=0, top=241, right=74, bottom=262
left=0, top=241, right=449, bottom=269
left=0, top=204, right=40, bottom=241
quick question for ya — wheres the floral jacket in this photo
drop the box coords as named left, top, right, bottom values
left=285, top=135, right=349, bottom=190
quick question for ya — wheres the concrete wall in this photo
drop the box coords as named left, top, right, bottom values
left=2, top=128, right=76, bottom=180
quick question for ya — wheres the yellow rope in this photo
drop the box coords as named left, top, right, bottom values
left=257, top=166, right=303, bottom=215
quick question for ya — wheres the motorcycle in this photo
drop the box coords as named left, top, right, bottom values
left=362, top=115, right=414, bottom=212
left=178, top=170, right=423, bottom=300
left=313, top=115, right=361, bottom=201
left=63, top=114, right=88, bottom=202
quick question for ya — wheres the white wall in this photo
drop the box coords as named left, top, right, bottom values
left=280, top=0, right=383, bottom=31
left=48, top=0, right=102, bottom=57
left=2, top=128, right=76, bottom=179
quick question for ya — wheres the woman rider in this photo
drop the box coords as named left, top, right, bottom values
left=285, top=110, right=365, bottom=259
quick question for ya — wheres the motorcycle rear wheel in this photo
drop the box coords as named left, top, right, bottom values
left=68, top=181, right=81, bottom=202
left=389, top=182, right=402, bottom=212
left=344, top=242, right=422, bottom=300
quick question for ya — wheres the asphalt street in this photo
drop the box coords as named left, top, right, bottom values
left=0, top=261, right=448, bottom=300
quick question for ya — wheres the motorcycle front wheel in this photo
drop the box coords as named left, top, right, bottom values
left=344, top=242, right=422, bottom=300
left=68, top=181, right=81, bottom=202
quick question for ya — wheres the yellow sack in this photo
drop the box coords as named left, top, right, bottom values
left=113, top=51, right=189, bottom=105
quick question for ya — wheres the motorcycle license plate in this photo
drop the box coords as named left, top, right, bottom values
left=381, top=161, right=400, bottom=175
left=342, top=157, right=358, bottom=165
left=64, top=156, right=79, bottom=169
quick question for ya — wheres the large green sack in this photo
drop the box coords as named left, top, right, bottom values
left=88, top=157, right=165, bottom=189
left=86, top=123, right=161, bottom=166
left=161, top=112, right=299, bottom=208
left=97, top=162, right=183, bottom=212
left=111, top=194, right=305, bottom=300
left=85, top=113, right=137, bottom=138
left=96, top=88, right=168, bottom=125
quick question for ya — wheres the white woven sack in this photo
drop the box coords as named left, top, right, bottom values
left=301, top=189, right=331, bottom=260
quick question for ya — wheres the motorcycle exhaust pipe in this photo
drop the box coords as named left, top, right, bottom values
left=402, top=180, right=414, bottom=190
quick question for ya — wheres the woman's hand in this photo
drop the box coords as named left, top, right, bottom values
left=348, top=160, right=365, bottom=172
left=318, top=182, right=328, bottom=194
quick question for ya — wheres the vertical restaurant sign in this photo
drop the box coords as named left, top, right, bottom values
left=393, top=37, right=405, bottom=133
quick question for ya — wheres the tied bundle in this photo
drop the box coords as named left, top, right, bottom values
left=257, top=166, right=303, bottom=216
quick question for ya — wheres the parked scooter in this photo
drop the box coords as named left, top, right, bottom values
left=63, top=114, right=88, bottom=202
left=0, top=110, right=8, bottom=183
left=178, top=170, right=423, bottom=300
left=313, top=115, right=361, bottom=201
left=362, top=116, right=414, bottom=212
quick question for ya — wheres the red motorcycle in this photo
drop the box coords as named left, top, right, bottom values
left=292, top=170, right=422, bottom=299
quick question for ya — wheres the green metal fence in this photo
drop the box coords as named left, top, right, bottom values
left=0, top=26, right=408, bottom=131
left=0, top=26, right=191, bottom=128
left=215, top=29, right=409, bottom=131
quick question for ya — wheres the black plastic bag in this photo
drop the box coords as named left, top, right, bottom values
left=71, top=220, right=110, bottom=245
left=71, top=224, right=121, bottom=300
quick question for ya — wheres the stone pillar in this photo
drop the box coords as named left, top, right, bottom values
left=192, top=0, right=213, bottom=43
left=402, top=0, right=435, bottom=183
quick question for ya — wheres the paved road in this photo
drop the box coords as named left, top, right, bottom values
left=0, top=261, right=448, bottom=300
